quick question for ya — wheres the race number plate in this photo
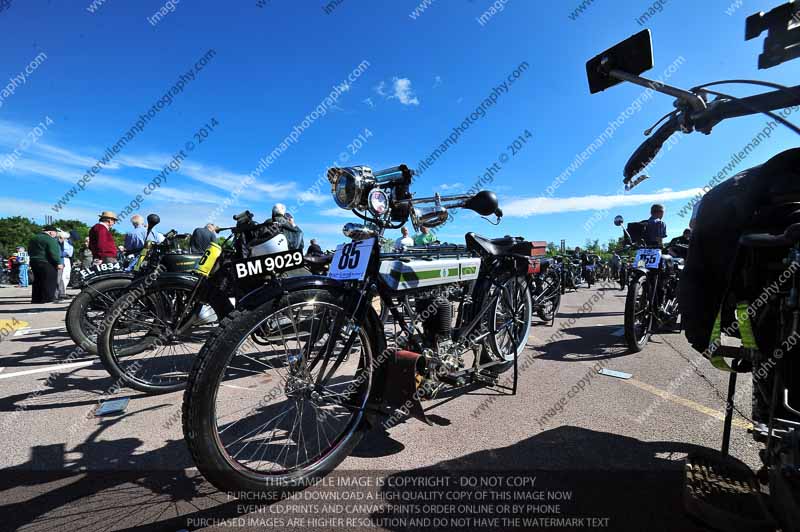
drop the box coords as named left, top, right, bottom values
left=635, top=248, right=661, bottom=269
left=328, top=238, right=374, bottom=281
left=234, top=250, right=304, bottom=279
left=195, top=242, right=222, bottom=277
left=132, top=242, right=153, bottom=272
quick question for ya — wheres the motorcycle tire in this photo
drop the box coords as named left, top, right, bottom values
left=97, top=276, right=228, bottom=394
left=624, top=275, right=652, bottom=352
left=536, top=271, right=561, bottom=322
left=183, top=287, right=381, bottom=495
left=66, top=277, right=133, bottom=356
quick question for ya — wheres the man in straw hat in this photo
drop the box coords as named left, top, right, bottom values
left=89, top=211, right=120, bottom=264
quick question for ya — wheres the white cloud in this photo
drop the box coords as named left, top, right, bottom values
left=433, top=75, right=442, bottom=88
left=375, top=81, right=387, bottom=97
left=362, top=97, right=375, bottom=109
left=320, top=207, right=355, bottom=218
left=390, top=77, right=419, bottom=106
left=438, top=183, right=464, bottom=191
left=502, top=188, right=704, bottom=217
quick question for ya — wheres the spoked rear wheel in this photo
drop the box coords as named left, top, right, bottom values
left=98, top=278, right=221, bottom=393
left=482, top=274, right=532, bottom=374
left=624, top=275, right=652, bottom=352
left=183, top=288, right=378, bottom=495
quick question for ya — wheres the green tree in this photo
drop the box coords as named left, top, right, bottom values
left=546, top=242, right=559, bottom=256
left=0, top=216, right=41, bottom=256
left=53, top=219, right=90, bottom=242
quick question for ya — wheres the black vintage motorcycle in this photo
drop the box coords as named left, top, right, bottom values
left=182, top=164, right=533, bottom=494
left=613, top=216, right=682, bottom=352
left=528, top=255, right=561, bottom=324
left=97, top=211, right=315, bottom=394
left=588, top=3, right=800, bottom=527
left=65, top=215, right=199, bottom=355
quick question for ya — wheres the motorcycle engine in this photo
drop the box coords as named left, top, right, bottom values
left=414, top=291, right=463, bottom=373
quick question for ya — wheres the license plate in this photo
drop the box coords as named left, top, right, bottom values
left=635, top=248, right=661, bottom=269
left=78, top=262, right=122, bottom=279
left=328, top=238, right=374, bottom=281
left=234, top=250, right=304, bottom=279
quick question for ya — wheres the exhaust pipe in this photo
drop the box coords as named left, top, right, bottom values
left=383, top=350, right=430, bottom=425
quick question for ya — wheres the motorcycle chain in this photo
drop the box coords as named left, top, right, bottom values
left=659, top=334, right=755, bottom=425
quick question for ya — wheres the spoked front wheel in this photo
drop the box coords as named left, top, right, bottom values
left=183, top=288, right=379, bottom=495
left=66, top=277, right=132, bottom=355
left=97, top=277, right=223, bottom=393
left=624, top=274, right=652, bottom=352
left=535, top=271, right=561, bottom=322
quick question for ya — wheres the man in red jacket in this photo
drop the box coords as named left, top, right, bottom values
left=89, top=211, right=119, bottom=264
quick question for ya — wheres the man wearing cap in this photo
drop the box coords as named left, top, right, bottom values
left=28, top=226, right=63, bottom=303
left=271, top=204, right=304, bottom=251
left=89, top=211, right=120, bottom=264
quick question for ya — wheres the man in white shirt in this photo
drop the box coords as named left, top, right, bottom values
left=394, top=226, right=414, bottom=251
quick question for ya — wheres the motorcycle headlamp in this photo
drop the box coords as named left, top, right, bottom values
left=327, top=166, right=375, bottom=210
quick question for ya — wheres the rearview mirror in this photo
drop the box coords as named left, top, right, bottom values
left=586, top=29, right=653, bottom=94
left=464, top=190, right=499, bottom=216
left=613, top=215, right=624, bottom=226
left=147, top=213, right=160, bottom=229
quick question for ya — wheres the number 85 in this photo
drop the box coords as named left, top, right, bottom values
left=338, top=243, right=361, bottom=270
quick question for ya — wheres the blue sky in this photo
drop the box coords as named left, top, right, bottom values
left=0, top=0, right=797, bottom=250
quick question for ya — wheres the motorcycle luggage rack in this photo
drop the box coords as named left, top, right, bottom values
left=380, top=243, right=476, bottom=261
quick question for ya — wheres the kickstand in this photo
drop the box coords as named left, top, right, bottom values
left=721, top=359, right=741, bottom=456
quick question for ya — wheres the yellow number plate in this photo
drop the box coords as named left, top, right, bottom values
left=133, top=242, right=153, bottom=272
left=195, top=242, right=222, bottom=277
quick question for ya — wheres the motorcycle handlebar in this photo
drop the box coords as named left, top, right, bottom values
left=622, top=85, right=800, bottom=183
left=623, top=114, right=680, bottom=182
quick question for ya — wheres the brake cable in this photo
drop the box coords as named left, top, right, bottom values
left=643, top=110, right=679, bottom=136
left=690, top=80, right=800, bottom=135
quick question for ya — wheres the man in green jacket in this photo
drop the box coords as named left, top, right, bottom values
left=413, top=225, right=436, bottom=246
left=28, top=225, right=63, bottom=303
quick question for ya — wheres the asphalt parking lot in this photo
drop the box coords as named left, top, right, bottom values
left=0, top=283, right=760, bottom=531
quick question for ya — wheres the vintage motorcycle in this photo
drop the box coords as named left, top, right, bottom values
left=65, top=215, right=200, bottom=355
left=588, top=3, right=800, bottom=527
left=96, top=211, right=315, bottom=394
left=182, top=164, right=534, bottom=494
left=528, top=255, right=561, bottom=324
left=613, top=216, right=681, bottom=352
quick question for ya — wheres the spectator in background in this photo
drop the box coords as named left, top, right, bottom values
left=28, top=225, right=62, bottom=304
left=413, top=225, right=435, bottom=246
left=80, top=237, right=93, bottom=269
left=189, top=223, right=218, bottom=253
left=56, top=231, right=73, bottom=300
left=306, top=238, right=323, bottom=256
left=124, top=214, right=148, bottom=254
left=395, top=226, right=414, bottom=250
left=15, top=246, right=29, bottom=288
left=89, top=211, right=119, bottom=264
left=271, top=204, right=304, bottom=251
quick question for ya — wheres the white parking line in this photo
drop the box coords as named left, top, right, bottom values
left=0, top=360, right=96, bottom=379
left=13, top=326, right=67, bottom=337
